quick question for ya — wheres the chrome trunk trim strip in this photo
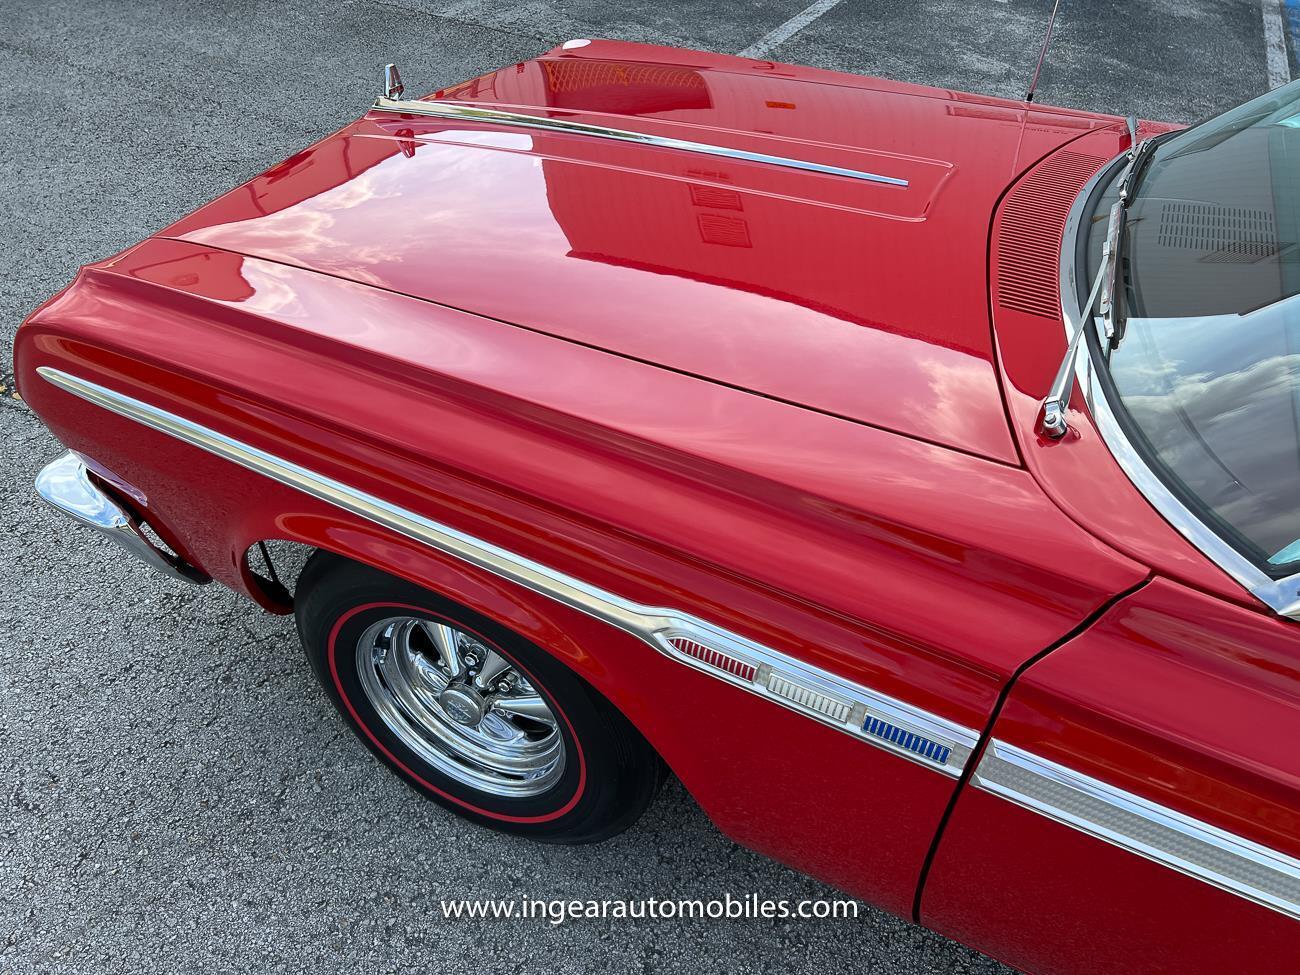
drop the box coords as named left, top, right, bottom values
left=974, top=740, right=1300, bottom=921
left=37, top=366, right=974, bottom=775
left=370, top=97, right=911, bottom=187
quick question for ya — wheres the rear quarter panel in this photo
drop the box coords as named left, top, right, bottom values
left=922, top=578, right=1300, bottom=974
left=16, top=237, right=1146, bottom=914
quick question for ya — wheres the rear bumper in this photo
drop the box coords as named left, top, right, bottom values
left=34, top=451, right=208, bottom=584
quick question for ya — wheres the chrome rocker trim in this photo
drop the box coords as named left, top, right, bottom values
left=1059, top=157, right=1300, bottom=620
left=974, top=741, right=1300, bottom=922
left=35, top=450, right=207, bottom=584
left=370, top=97, right=911, bottom=188
left=37, top=366, right=973, bottom=775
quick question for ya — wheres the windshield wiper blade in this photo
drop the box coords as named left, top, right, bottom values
left=1101, top=134, right=1161, bottom=346
left=1098, top=200, right=1126, bottom=344
left=1117, top=137, right=1157, bottom=203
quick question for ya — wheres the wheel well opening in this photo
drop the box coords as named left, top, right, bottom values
left=241, top=539, right=319, bottom=613
left=244, top=542, right=673, bottom=790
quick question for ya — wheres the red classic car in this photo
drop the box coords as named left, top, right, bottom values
left=15, top=39, right=1300, bottom=974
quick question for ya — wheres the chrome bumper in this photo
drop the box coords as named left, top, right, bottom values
left=35, top=452, right=207, bottom=584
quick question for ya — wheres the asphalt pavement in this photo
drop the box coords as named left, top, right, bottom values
left=0, top=1, right=1285, bottom=973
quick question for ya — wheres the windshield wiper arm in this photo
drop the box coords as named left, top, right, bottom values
left=1040, top=126, right=1163, bottom=439
left=1040, top=257, right=1110, bottom=439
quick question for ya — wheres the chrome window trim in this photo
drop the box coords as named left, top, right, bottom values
left=974, top=740, right=1300, bottom=921
left=1058, top=158, right=1300, bottom=619
left=370, top=97, right=911, bottom=188
left=37, top=366, right=975, bottom=775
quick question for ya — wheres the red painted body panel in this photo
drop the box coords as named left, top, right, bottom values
left=923, top=790, right=1297, bottom=975
left=24, top=370, right=959, bottom=912
left=923, top=578, right=1300, bottom=973
left=15, top=37, right=1296, bottom=975
left=16, top=221, right=1143, bottom=916
left=988, top=125, right=1250, bottom=605
left=160, top=41, right=1115, bottom=464
left=21, top=236, right=1148, bottom=708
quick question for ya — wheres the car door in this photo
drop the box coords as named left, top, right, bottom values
left=920, top=578, right=1300, bottom=975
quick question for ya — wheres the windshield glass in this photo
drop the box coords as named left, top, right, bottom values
left=1085, top=80, right=1300, bottom=575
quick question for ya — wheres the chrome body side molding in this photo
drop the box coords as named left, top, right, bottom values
left=37, top=366, right=973, bottom=775
left=1059, top=158, right=1300, bottom=620
left=974, top=741, right=1300, bottom=922
left=45, top=368, right=1300, bottom=919
left=369, top=97, right=911, bottom=188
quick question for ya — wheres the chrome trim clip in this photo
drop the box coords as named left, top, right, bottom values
left=36, top=367, right=974, bottom=775
left=35, top=451, right=207, bottom=584
left=974, top=741, right=1300, bottom=922
left=369, top=97, right=911, bottom=188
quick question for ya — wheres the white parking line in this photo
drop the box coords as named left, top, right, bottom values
left=1263, top=0, right=1291, bottom=88
left=737, top=0, right=846, bottom=59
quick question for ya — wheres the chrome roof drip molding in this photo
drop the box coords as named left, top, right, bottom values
left=36, top=366, right=975, bottom=776
left=369, top=96, right=911, bottom=188
left=1057, top=157, right=1300, bottom=620
left=975, top=740, right=1300, bottom=922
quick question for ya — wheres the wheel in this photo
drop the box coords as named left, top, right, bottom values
left=294, top=551, right=664, bottom=843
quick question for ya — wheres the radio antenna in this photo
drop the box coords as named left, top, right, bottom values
left=1025, top=0, right=1063, bottom=103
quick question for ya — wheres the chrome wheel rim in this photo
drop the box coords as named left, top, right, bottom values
left=354, top=616, right=565, bottom=798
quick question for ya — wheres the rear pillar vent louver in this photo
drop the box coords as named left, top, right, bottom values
left=765, top=673, right=853, bottom=722
left=665, top=635, right=758, bottom=682
left=654, top=627, right=971, bottom=774
left=863, top=715, right=953, bottom=765
left=996, top=151, right=1108, bottom=319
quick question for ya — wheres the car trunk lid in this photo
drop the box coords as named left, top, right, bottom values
left=162, top=42, right=1118, bottom=464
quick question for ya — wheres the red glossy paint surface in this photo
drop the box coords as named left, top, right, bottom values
left=990, top=578, right=1300, bottom=857
left=21, top=237, right=1146, bottom=717
left=15, top=37, right=1292, bottom=974
left=22, top=356, right=962, bottom=912
left=15, top=217, right=1141, bottom=919
left=989, top=126, right=1249, bottom=605
left=161, top=40, right=1115, bottom=464
left=923, top=790, right=1297, bottom=975
left=923, top=578, right=1300, bottom=974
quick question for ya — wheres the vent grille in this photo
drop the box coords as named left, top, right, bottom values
left=766, top=673, right=852, bottom=721
left=996, top=151, right=1107, bottom=319
left=541, top=60, right=707, bottom=94
left=697, top=213, right=752, bottom=247
left=1157, top=201, right=1280, bottom=263
left=666, top=636, right=757, bottom=682
left=690, top=184, right=744, bottom=211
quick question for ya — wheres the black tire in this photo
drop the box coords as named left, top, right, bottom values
left=294, top=551, right=663, bottom=843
